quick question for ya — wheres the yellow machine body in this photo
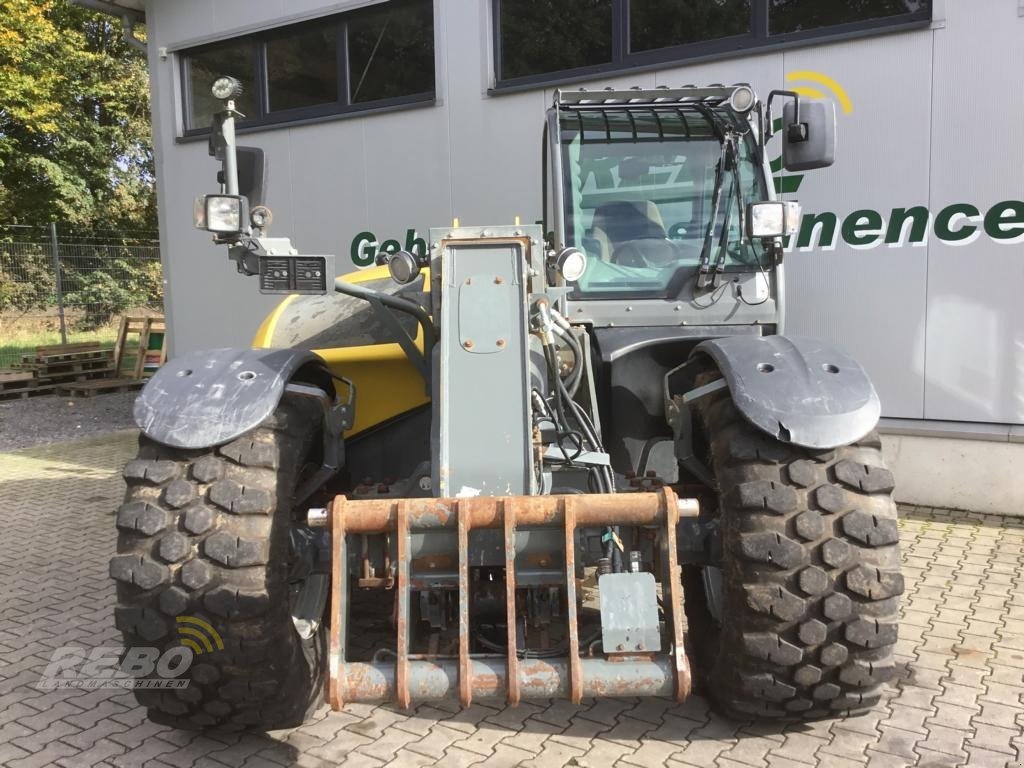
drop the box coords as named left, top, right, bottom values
left=251, top=265, right=429, bottom=436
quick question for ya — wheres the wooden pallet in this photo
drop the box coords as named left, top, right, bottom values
left=33, top=341, right=104, bottom=357
left=18, top=353, right=112, bottom=369
left=0, top=370, right=45, bottom=400
left=35, top=367, right=117, bottom=385
left=16, top=349, right=115, bottom=385
left=1, top=341, right=140, bottom=399
left=27, top=350, right=112, bottom=366
left=0, top=370, right=35, bottom=387
left=19, top=356, right=113, bottom=376
left=55, top=378, right=146, bottom=398
left=0, top=383, right=57, bottom=401
left=114, top=316, right=166, bottom=379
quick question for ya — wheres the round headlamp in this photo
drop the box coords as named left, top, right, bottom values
left=387, top=250, right=421, bottom=285
left=250, top=205, right=273, bottom=230
left=554, top=247, right=587, bottom=282
left=212, top=76, right=244, bottom=101
left=729, top=85, right=756, bottom=113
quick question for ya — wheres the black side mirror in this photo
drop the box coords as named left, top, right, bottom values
left=782, top=100, right=836, bottom=172
left=207, top=114, right=267, bottom=208
left=208, top=112, right=226, bottom=159
left=236, top=147, right=267, bottom=208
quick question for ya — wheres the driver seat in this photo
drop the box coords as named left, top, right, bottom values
left=589, top=201, right=667, bottom=261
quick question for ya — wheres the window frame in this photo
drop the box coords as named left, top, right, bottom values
left=180, top=1, right=436, bottom=137
left=260, top=19, right=345, bottom=121
left=491, top=0, right=931, bottom=92
left=558, top=107, right=771, bottom=301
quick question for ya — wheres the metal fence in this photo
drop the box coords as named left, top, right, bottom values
left=0, top=224, right=163, bottom=368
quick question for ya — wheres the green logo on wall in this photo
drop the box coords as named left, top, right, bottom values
left=785, top=200, right=1024, bottom=251
left=346, top=71, right=1024, bottom=265
left=350, top=229, right=427, bottom=267
left=348, top=200, right=1024, bottom=267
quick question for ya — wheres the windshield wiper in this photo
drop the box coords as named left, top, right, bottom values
left=697, top=132, right=745, bottom=290
left=711, top=136, right=747, bottom=288
left=696, top=140, right=728, bottom=290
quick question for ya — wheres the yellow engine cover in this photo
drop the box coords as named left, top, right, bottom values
left=252, top=265, right=430, bottom=436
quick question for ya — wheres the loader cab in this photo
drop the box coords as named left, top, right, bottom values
left=561, top=107, right=769, bottom=296
left=545, top=86, right=806, bottom=330
left=542, top=86, right=826, bottom=481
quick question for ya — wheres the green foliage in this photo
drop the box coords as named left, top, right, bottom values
left=63, top=270, right=135, bottom=328
left=63, top=256, right=163, bottom=328
left=0, top=237, right=162, bottom=328
left=0, top=0, right=155, bottom=232
left=0, top=247, right=53, bottom=313
left=124, top=258, right=163, bottom=308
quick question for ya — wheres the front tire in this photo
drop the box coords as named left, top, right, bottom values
left=684, top=384, right=904, bottom=719
left=110, top=395, right=325, bottom=729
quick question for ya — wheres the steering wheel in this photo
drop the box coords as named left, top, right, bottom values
left=611, top=238, right=680, bottom=268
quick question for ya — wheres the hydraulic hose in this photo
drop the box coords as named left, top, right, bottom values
left=550, top=309, right=583, bottom=397
left=333, top=278, right=435, bottom=355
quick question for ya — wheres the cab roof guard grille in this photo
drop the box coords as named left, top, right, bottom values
left=555, top=85, right=752, bottom=110
left=558, top=104, right=741, bottom=144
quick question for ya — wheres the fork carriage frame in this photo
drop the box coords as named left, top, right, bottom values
left=327, top=488, right=699, bottom=708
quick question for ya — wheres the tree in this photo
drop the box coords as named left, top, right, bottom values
left=0, top=0, right=154, bottom=232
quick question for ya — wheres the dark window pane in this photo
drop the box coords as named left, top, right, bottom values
left=348, top=0, right=435, bottom=104
left=630, top=0, right=751, bottom=53
left=267, top=25, right=339, bottom=112
left=188, top=40, right=256, bottom=129
left=499, top=0, right=612, bottom=80
left=770, top=0, right=929, bottom=35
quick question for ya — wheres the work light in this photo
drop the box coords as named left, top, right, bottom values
left=387, top=250, right=421, bottom=285
left=250, top=205, right=273, bottom=230
left=194, top=194, right=248, bottom=234
left=747, top=201, right=802, bottom=238
left=729, top=85, right=756, bottom=113
left=553, top=247, right=588, bottom=282
left=211, top=76, right=243, bottom=101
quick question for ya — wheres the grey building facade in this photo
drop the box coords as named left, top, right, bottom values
left=115, top=0, right=1024, bottom=511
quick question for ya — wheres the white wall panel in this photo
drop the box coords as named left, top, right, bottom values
left=925, top=2, right=1024, bottom=423
left=777, top=31, right=934, bottom=419
left=206, top=1, right=390, bottom=38
left=442, top=2, right=546, bottom=226
left=653, top=49, right=783, bottom=97
left=285, top=120, right=369, bottom=259
left=360, top=106, right=452, bottom=244
left=144, top=0, right=1023, bottom=426
left=145, top=0, right=212, bottom=45
left=170, top=130, right=297, bottom=354
left=211, top=1, right=286, bottom=29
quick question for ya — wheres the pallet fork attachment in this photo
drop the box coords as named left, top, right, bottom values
left=326, top=488, right=698, bottom=708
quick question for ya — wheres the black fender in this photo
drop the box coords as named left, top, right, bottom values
left=134, top=347, right=335, bottom=449
left=688, top=335, right=881, bottom=449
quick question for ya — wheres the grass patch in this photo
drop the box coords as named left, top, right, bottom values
left=0, top=323, right=120, bottom=368
left=0, top=308, right=163, bottom=369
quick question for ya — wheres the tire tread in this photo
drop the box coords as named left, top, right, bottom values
left=685, top=389, right=903, bottom=720
left=112, top=395, right=323, bottom=729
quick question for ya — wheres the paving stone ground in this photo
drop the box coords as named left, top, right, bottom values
left=1, top=430, right=1022, bottom=768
